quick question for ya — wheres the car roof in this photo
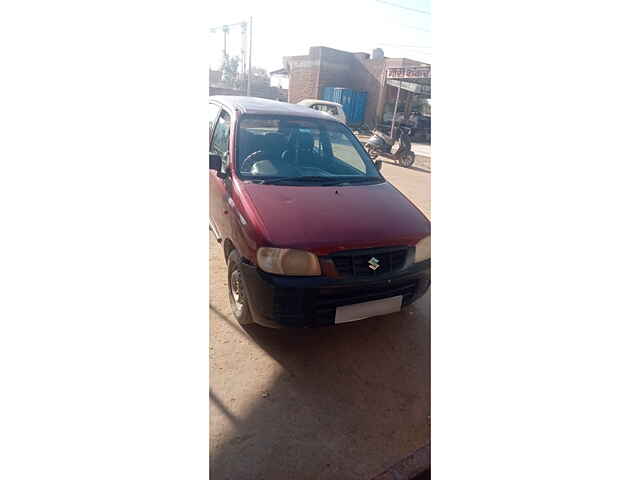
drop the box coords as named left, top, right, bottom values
left=209, top=96, right=340, bottom=122
left=298, top=99, right=343, bottom=108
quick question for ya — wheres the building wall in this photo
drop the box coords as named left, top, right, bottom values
left=285, top=53, right=320, bottom=103
left=317, top=47, right=355, bottom=93
left=352, top=58, right=386, bottom=126
left=210, top=84, right=283, bottom=101
left=209, top=69, right=222, bottom=86
left=286, top=47, right=357, bottom=104
left=351, top=57, right=421, bottom=126
left=285, top=47, right=429, bottom=125
left=210, top=86, right=241, bottom=96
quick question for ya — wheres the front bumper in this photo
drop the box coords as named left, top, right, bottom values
left=239, top=259, right=430, bottom=328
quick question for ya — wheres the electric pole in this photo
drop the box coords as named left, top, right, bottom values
left=241, top=22, right=247, bottom=86
left=247, top=16, right=253, bottom=97
left=222, top=25, right=229, bottom=58
left=210, top=21, right=248, bottom=80
left=390, top=80, right=402, bottom=139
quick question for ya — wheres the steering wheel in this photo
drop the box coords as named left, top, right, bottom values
left=240, top=150, right=265, bottom=172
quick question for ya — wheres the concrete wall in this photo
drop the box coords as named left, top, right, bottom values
left=209, top=70, right=222, bottom=86
left=352, top=58, right=386, bottom=127
left=285, top=53, right=320, bottom=103
left=285, top=47, right=429, bottom=125
left=209, top=84, right=284, bottom=101
left=286, top=47, right=361, bottom=104
left=316, top=47, right=356, bottom=93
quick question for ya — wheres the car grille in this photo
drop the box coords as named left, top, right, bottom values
left=329, top=247, right=409, bottom=278
left=313, top=279, right=418, bottom=325
left=269, top=278, right=419, bottom=327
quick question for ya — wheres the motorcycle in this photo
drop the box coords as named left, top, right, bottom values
left=364, top=126, right=415, bottom=168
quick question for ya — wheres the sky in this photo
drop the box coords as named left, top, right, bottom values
left=209, top=0, right=431, bottom=73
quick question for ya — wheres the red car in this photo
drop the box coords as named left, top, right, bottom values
left=209, top=96, right=430, bottom=328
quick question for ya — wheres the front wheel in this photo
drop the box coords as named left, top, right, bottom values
left=227, top=250, right=254, bottom=325
left=365, top=144, right=379, bottom=159
left=400, top=152, right=415, bottom=168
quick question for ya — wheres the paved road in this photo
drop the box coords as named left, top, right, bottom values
left=355, top=134, right=431, bottom=173
left=378, top=159, right=430, bottom=219
left=210, top=163, right=430, bottom=479
left=411, top=142, right=431, bottom=159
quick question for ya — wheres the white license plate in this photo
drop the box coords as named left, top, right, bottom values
left=334, top=295, right=403, bottom=324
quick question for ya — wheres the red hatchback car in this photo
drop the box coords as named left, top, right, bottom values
left=209, top=96, right=430, bottom=328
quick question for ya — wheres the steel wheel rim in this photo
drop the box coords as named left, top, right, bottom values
left=230, top=270, right=244, bottom=311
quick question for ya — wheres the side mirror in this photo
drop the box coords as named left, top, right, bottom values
left=375, top=160, right=383, bottom=171
left=209, top=154, right=222, bottom=172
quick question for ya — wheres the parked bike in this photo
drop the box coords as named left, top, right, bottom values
left=364, top=126, right=415, bottom=168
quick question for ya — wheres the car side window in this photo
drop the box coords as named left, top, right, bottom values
left=211, top=110, right=231, bottom=171
left=328, top=105, right=338, bottom=116
left=209, top=104, right=221, bottom=147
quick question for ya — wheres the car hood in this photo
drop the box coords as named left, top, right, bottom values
left=240, top=181, right=429, bottom=255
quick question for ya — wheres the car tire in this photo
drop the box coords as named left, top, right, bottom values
left=365, top=144, right=378, bottom=159
left=227, top=250, right=254, bottom=326
left=400, top=152, right=415, bottom=168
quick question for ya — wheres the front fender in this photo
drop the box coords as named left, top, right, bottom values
left=366, top=135, right=385, bottom=149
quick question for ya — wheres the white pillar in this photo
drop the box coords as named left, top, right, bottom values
left=390, top=80, right=402, bottom=140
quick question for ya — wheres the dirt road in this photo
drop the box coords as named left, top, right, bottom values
left=210, top=162, right=430, bottom=479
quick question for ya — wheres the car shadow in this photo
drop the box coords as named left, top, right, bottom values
left=210, top=293, right=430, bottom=479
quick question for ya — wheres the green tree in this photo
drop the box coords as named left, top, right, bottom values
left=220, top=54, right=240, bottom=88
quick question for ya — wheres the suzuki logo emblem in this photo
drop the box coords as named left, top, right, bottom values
left=368, top=257, right=380, bottom=271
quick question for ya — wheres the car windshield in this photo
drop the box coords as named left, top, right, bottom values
left=235, top=115, right=382, bottom=185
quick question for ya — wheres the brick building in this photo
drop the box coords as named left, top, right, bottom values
left=283, top=46, right=430, bottom=126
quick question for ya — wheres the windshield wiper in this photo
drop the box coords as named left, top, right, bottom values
left=320, top=176, right=383, bottom=186
left=341, top=176, right=382, bottom=183
left=259, top=176, right=340, bottom=185
left=251, top=176, right=382, bottom=186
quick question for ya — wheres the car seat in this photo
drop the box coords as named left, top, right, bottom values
left=281, top=131, right=318, bottom=168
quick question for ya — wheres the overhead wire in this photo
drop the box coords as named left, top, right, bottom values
left=374, top=0, right=431, bottom=15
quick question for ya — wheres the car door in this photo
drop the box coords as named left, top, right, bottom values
left=209, top=103, right=222, bottom=229
left=209, top=107, right=233, bottom=237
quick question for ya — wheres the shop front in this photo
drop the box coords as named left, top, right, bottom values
left=379, top=66, right=431, bottom=142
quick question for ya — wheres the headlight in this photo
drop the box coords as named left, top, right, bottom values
left=257, top=247, right=321, bottom=276
left=414, top=236, right=431, bottom=263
